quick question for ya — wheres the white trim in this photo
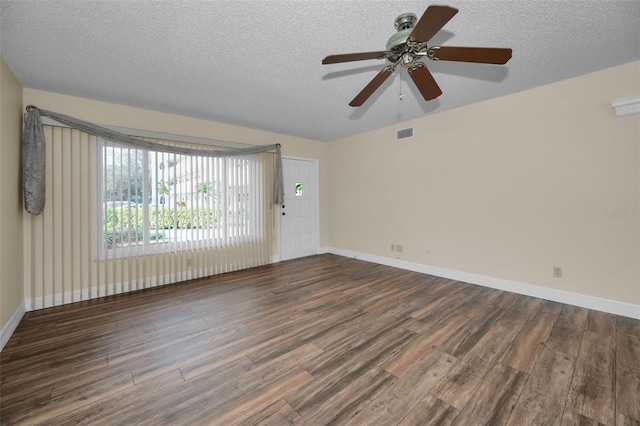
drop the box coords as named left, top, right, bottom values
left=25, top=277, right=166, bottom=311
left=23, top=257, right=277, bottom=311
left=24, top=272, right=194, bottom=310
left=328, top=247, right=640, bottom=320
left=0, top=301, right=26, bottom=352
left=611, top=96, right=640, bottom=117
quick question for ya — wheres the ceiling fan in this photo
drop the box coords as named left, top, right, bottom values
left=322, top=5, right=512, bottom=107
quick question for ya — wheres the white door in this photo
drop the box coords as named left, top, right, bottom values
left=280, top=158, right=319, bottom=261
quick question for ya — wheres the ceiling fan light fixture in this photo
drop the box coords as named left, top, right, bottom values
left=401, top=52, right=415, bottom=68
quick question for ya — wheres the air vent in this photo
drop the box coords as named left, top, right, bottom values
left=396, top=127, right=414, bottom=140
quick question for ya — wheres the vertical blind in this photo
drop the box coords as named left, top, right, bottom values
left=23, top=125, right=275, bottom=310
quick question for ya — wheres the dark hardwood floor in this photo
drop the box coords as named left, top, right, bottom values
left=1, top=254, right=639, bottom=425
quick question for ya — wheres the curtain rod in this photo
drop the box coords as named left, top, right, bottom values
left=25, top=105, right=280, bottom=150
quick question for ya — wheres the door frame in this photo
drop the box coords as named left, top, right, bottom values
left=278, top=156, right=320, bottom=262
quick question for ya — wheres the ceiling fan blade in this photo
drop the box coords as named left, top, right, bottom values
left=408, top=65, right=442, bottom=101
left=322, top=51, right=387, bottom=64
left=349, top=67, right=394, bottom=107
left=408, top=5, right=458, bottom=44
left=430, top=46, right=512, bottom=64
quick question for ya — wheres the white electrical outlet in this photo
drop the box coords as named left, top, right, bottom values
left=553, top=266, right=563, bottom=278
left=391, top=243, right=395, bottom=251
left=396, top=244, right=403, bottom=253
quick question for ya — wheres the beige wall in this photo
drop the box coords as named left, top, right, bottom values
left=328, top=61, right=640, bottom=305
left=0, top=56, right=25, bottom=330
left=23, top=89, right=330, bottom=249
left=16, top=61, right=640, bottom=312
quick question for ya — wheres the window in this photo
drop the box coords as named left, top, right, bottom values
left=96, top=137, right=259, bottom=260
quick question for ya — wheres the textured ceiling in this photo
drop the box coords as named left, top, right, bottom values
left=1, top=1, right=639, bottom=142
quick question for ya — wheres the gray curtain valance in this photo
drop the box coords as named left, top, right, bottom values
left=22, top=106, right=284, bottom=214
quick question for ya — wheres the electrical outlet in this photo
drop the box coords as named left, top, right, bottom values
left=553, top=266, right=562, bottom=278
left=391, top=243, right=395, bottom=251
left=396, top=244, right=403, bottom=253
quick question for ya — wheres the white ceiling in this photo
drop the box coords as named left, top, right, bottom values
left=1, top=1, right=639, bottom=142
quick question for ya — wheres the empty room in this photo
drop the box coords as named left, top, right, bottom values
left=1, top=1, right=639, bottom=425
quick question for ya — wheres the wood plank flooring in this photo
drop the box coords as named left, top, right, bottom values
left=1, top=254, right=639, bottom=425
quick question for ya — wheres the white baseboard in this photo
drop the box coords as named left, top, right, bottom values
left=273, top=247, right=327, bottom=263
left=23, top=259, right=276, bottom=311
left=0, top=301, right=26, bottom=352
left=25, top=275, right=168, bottom=311
left=328, top=247, right=640, bottom=320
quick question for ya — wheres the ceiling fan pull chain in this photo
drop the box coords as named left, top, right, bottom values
left=399, top=75, right=403, bottom=101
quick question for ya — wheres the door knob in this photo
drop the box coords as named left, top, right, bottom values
left=282, top=212, right=286, bottom=216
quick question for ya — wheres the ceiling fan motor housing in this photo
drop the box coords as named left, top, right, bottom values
left=386, top=13, right=420, bottom=66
